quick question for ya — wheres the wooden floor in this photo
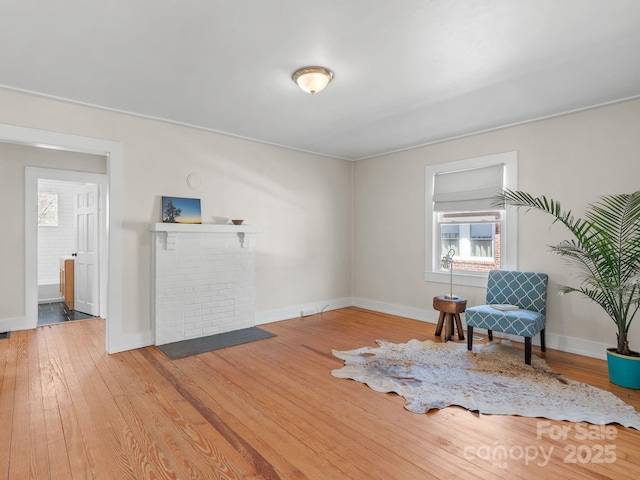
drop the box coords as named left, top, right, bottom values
left=1, top=307, right=639, bottom=479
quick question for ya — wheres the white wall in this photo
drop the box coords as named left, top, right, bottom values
left=353, top=98, right=640, bottom=358
left=0, top=88, right=353, bottom=344
left=3, top=86, right=639, bottom=359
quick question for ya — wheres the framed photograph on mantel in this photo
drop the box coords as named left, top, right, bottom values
left=162, top=196, right=202, bottom=224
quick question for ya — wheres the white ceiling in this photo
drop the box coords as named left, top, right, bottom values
left=1, top=0, right=639, bottom=160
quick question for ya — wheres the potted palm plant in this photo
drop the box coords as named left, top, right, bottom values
left=496, top=189, right=640, bottom=388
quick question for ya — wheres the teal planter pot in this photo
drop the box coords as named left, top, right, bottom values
left=607, top=349, right=640, bottom=389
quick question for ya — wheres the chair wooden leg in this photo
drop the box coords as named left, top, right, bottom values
left=467, top=326, right=473, bottom=350
left=525, top=337, right=532, bottom=365
left=540, top=328, right=546, bottom=352
left=488, top=330, right=493, bottom=342
left=435, top=312, right=445, bottom=336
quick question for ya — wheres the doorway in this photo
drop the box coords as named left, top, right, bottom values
left=1, top=123, right=124, bottom=353
left=37, top=177, right=102, bottom=325
left=31, top=168, right=107, bottom=325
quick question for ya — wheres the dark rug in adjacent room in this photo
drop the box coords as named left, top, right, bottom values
left=158, top=327, right=275, bottom=360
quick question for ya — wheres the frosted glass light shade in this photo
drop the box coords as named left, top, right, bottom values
left=292, top=66, right=333, bottom=94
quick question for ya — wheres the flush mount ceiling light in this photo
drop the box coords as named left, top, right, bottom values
left=292, top=66, right=333, bottom=94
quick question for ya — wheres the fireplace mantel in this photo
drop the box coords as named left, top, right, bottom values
left=151, top=223, right=261, bottom=234
left=151, top=223, right=260, bottom=249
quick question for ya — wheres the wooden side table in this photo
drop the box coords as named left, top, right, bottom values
left=433, top=295, right=467, bottom=342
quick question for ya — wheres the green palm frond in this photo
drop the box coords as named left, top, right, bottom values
left=496, top=189, right=640, bottom=355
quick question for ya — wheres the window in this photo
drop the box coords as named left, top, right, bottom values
left=425, top=152, right=517, bottom=287
left=38, top=192, right=59, bottom=227
left=469, top=223, right=494, bottom=257
left=437, top=212, right=500, bottom=268
left=440, top=224, right=460, bottom=254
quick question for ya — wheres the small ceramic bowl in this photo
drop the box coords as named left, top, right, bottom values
left=231, top=219, right=244, bottom=225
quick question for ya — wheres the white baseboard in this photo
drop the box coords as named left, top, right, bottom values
left=0, top=295, right=612, bottom=361
left=0, top=316, right=37, bottom=332
left=101, top=300, right=613, bottom=360
left=108, top=330, right=155, bottom=354
left=351, top=297, right=609, bottom=361
left=38, top=297, right=63, bottom=304
left=351, top=297, right=439, bottom=324
left=545, top=333, right=608, bottom=360
left=256, top=297, right=353, bottom=325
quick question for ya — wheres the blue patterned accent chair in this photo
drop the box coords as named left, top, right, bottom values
left=466, top=270, right=549, bottom=364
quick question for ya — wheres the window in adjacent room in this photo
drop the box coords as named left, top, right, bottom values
left=425, top=151, right=517, bottom=288
left=38, top=192, right=59, bottom=227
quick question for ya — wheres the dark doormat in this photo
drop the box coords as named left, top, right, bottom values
left=157, top=327, right=275, bottom=360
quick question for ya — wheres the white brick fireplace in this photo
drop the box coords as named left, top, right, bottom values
left=151, top=223, right=260, bottom=346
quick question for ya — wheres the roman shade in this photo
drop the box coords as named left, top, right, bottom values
left=433, top=164, right=504, bottom=212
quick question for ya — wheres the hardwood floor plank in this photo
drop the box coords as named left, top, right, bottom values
left=142, top=346, right=309, bottom=479
left=26, top=328, right=51, bottom=480
left=49, top=321, right=139, bottom=480
left=78, top=322, right=256, bottom=479
left=36, top=327, right=74, bottom=479
left=246, top=320, right=524, bottom=479
left=41, top=324, right=93, bottom=480
left=154, top=348, right=372, bottom=480
left=0, top=330, right=18, bottom=479
left=131, top=348, right=262, bottom=479
left=80, top=330, right=187, bottom=479
left=2, top=309, right=639, bottom=479
left=259, top=308, right=640, bottom=479
left=8, top=331, right=30, bottom=479
left=196, top=343, right=472, bottom=479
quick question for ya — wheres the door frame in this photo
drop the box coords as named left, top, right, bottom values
left=33, top=171, right=106, bottom=317
left=0, top=124, right=123, bottom=353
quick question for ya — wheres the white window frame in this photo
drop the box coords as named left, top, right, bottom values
left=424, top=151, right=518, bottom=288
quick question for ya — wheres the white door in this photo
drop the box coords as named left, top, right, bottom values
left=74, top=184, right=99, bottom=316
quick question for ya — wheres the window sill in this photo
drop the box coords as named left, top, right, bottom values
left=424, top=270, right=488, bottom=288
left=454, top=257, right=496, bottom=264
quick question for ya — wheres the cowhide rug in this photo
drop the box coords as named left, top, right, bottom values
left=331, top=339, right=640, bottom=429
